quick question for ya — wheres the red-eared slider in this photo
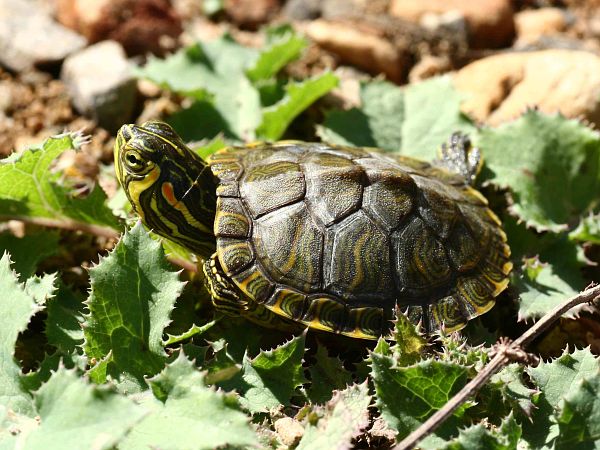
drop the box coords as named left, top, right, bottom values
left=114, top=121, right=512, bottom=339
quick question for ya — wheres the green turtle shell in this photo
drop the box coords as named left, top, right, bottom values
left=207, top=141, right=512, bottom=339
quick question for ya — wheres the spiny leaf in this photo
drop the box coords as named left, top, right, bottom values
left=237, top=333, right=307, bottom=413
left=489, top=364, right=538, bottom=419
left=523, top=347, right=600, bottom=449
left=164, top=320, right=216, bottom=346
left=307, top=343, right=352, bottom=404
left=45, top=281, right=85, bottom=353
left=120, top=352, right=257, bottom=450
left=83, top=222, right=185, bottom=390
left=441, top=413, right=522, bottom=450
left=389, top=311, right=427, bottom=366
left=371, top=353, right=469, bottom=445
left=0, top=253, right=44, bottom=415
left=479, top=110, right=600, bottom=232
left=505, top=218, right=585, bottom=321
left=528, top=347, right=600, bottom=409
left=0, top=231, right=60, bottom=280
left=257, top=72, right=338, bottom=141
left=296, top=383, right=371, bottom=450
left=555, top=372, right=600, bottom=449
left=318, top=76, right=475, bottom=159
left=10, top=367, right=145, bottom=450
left=0, top=134, right=119, bottom=230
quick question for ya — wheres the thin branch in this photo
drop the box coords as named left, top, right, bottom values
left=0, top=215, right=120, bottom=240
left=395, top=283, right=600, bottom=450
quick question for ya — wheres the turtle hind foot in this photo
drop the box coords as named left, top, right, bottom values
left=435, top=132, right=481, bottom=185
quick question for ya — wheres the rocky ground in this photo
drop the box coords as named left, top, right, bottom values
left=2, top=0, right=600, bottom=183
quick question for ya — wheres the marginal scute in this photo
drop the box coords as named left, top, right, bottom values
left=241, top=160, right=305, bottom=218
left=303, top=153, right=364, bottom=225
left=456, top=274, right=496, bottom=313
left=265, top=288, right=307, bottom=320
left=230, top=263, right=274, bottom=303
left=325, top=211, right=395, bottom=300
left=394, top=216, right=453, bottom=296
left=253, top=202, right=323, bottom=292
left=426, top=295, right=468, bottom=332
left=210, top=160, right=243, bottom=181
left=214, top=197, right=250, bottom=238
left=217, top=238, right=255, bottom=276
left=345, top=307, right=385, bottom=339
left=303, top=297, right=347, bottom=333
left=216, top=181, right=239, bottom=197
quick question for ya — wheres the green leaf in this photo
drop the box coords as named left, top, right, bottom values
left=505, top=218, right=585, bottom=321
left=555, top=372, right=600, bottom=449
left=0, top=253, right=43, bottom=415
left=257, top=72, right=339, bottom=141
left=479, top=111, right=600, bottom=231
left=214, top=74, right=261, bottom=141
left=45, top=281, right=85, bottom=353
left=0, top=231, right=59, bottom=280
left=137, top=36, right=258, bottom=98
left=306, top=343, right=352, bottom=404
left=237, top=333, right=307, bottom=413
left=193, top=135, right=228, bottom=160
left=120, top=352, right=256, bottom=450
left=296, top=383, right=371, bottom=450
left=371, top=353, right=469, bottom=444
left=168, top=101, right=235, bottom=142
left=83, top=222, right=185, bottom=390
left=569, top=214, right=600, bottom=245
left=246, top=27, right=307, bottom=82
left=319, top=76, right=475, bottom=159
left=0, top=134, right=119, bottom=230
left=401, top=76, right=475, bottom=159
left=12, top=367, right=145, bottom=450
left=441, top=413, right=522, bottom=450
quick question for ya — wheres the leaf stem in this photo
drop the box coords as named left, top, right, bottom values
left=395, top=283, right=600, bottom=450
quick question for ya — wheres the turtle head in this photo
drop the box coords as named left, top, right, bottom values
left=115, top=121, right=217, bottom=258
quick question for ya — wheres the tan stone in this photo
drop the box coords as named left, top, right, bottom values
left=223, top=0, right=280, bottom=27
left=274, top=417, right=304, bottom=447
left=515, top=7, right=568, bottom=44
left=389, top=0, right=514, bottom=48
left=453, top=50, right=600, bottom=127
left=305, top=19, right=406, bottom=83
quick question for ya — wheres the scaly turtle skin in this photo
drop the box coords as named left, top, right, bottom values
left=115, top=121, right=512, bottom=339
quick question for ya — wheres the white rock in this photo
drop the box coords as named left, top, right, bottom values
left=0, top=0, right=86, bottom=72
left=61, top=40, right=137, bottom=132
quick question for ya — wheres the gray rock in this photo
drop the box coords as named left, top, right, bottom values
left=282, top=0, right=321, bottom=20
left=0, top=0, right=86, bottom=72
left=61, top=41, right=137, bottom=132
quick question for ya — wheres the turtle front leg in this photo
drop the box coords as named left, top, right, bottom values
left=203, top=253, right=303, bottom=332
left=203, top=253, right=249, bottom=316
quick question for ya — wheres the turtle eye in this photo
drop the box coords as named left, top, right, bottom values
left=124, top=150, right=146, bottom=172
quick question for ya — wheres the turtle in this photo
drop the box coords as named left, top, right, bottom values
left=114, top=121, right=512, bottom=339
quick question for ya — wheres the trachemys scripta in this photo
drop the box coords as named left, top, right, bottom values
left=114, top=121, right=512, bottom=339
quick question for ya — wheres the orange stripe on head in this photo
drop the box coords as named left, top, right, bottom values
left=161, top=182, right=178, bottom=207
